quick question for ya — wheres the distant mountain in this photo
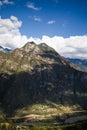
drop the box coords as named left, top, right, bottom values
left=0, top=45, right=12, bottom=53
left=0, top=42, right=87, bottom=119
left=68, top=58, right=87, bottom=72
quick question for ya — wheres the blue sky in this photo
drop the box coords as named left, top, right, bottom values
left=0, top=0, right=87, bottom=37
left=0, top=0, right=87, bottom=58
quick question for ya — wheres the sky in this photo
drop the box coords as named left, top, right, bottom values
left=0, top=0, right=87, bottom=59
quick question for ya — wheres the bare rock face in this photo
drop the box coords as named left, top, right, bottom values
left=0, top=42, right=87, bottom=116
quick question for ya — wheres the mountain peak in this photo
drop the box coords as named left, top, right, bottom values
left=39, top=43, right=49, bottom=47
left=21, top=41, right=36, bottom=53
left=23, top=41, right=36, bottom=47
left=27, top=41, right=36, bottom=45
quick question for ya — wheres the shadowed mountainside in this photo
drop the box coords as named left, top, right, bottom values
left=0, top=42, right=87, bottom=117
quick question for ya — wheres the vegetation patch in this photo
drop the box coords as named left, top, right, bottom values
left=14, top=102, right=82, bottom=123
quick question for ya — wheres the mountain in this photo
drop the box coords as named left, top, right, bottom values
left=0, top=42, right=81, bottom=74
left=0, top=42, right=87, bottom=120
left=68, top=58, right=87, bottom=72
left=0, top=45, right=12, bottom=53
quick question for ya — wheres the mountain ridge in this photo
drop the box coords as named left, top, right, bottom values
left=0, top=42, right=81, bottom=74
left=67, top=58, right=87, bottom=72
left=0, top=45, right=12, bottom=53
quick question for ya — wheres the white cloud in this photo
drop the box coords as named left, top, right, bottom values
left=27, top=2, right=40, bottom=11
left=10, top=16, right=18, bottom=21
left=0, top=0, right=14, bottom=6
left=3, top=0, right=14, bottom=4
left=0, top=16, right=87, bottom=59
left=34, top=16, right=41, bottom=22
left=0, top=16, right=22, bottom=29
left=47, top=20, right=56, bottom=24
left=0, top=1, right=2, bottom=6
left=0, top=16, right=28, bottom=49
left=28, top=35, right=87, bottom=59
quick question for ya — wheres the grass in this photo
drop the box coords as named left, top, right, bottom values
left=29, top=59, right=38, bottom=67
left=0, top=121, right=86, bottom=130
left=14, top=101, right=82, bottom=123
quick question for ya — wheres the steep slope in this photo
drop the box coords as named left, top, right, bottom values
left=0, top=42, right=87, bottom=118
left=68, top=58, right=87, bottom=72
